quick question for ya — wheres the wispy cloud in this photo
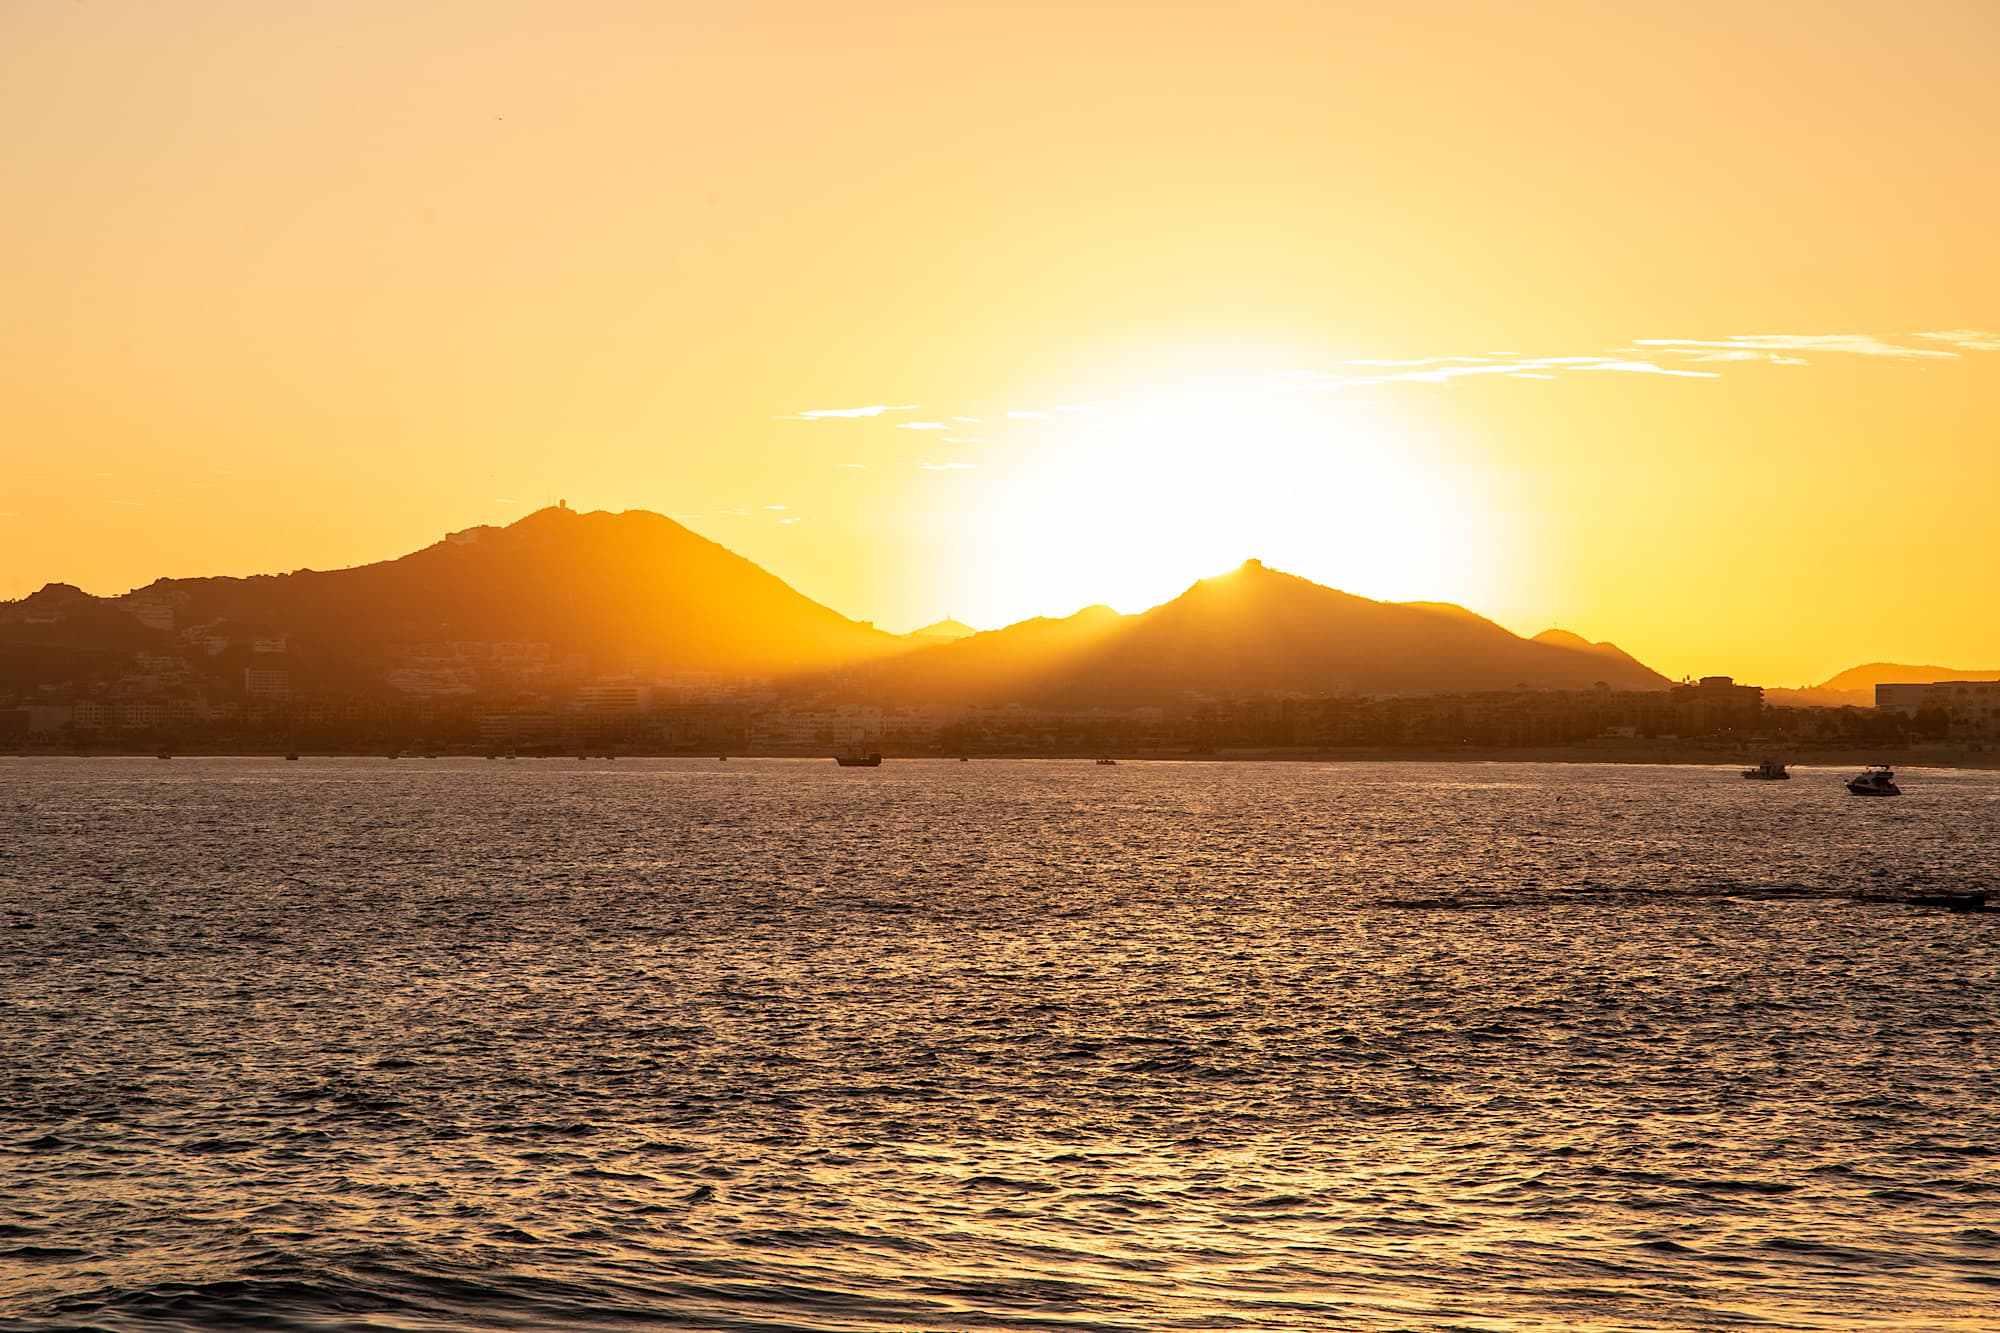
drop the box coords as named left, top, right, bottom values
left=781, top=331, right=1998, bottom=442
left=1575, top=360, right=1719, bottom=378
left=788, top=403, right=920, bottom=419
left=1632, top=334, right=1959, bottom=360
left=1917, top=329, right=2000, bottom=353
left=1276, top=331, right=1998, bottom=393
left=1345, top=356, right=1495, bottom=368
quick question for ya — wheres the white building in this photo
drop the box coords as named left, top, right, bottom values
left=1876, top=680, right=2000, bottom=735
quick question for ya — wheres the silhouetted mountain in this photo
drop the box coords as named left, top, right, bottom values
left=865, top=605, right=1133, bottom=702
left=1, top=507, right=898, bottom=693
left=904, top=618, right=979, bottom=644
left=1532, top=628, right=1655, bottom=675
left=0, top=584, right=174, bottom=695
left=5, top=518, right=1677, bottom=706
left=1765, top=661, right=2000, bottom=709
left=851, top=560, right=1667, bottom=705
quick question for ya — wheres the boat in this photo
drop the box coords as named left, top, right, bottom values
left=284, top=751, right=299, bottom=761
left=1095, top=755, right=1118, bottom=765
left=1845, top=764, right=1901, bottom=796
left=834, top=749, right=882, bottom=767
left=1741, top=759, right=1790, bottom=780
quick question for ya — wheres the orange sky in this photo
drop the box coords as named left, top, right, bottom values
left=4, top=1, right=1997, bottom=684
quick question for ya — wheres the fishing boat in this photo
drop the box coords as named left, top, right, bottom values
left=834, top=749, right=882, bottom=767
left=1095, top=755, right=1118, bottom=765
left=1845, top=764, right=1900, bottom=796
left=1741, top=759, right=1789, bottom=780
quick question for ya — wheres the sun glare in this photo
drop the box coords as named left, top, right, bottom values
left=957, top=371, right=1507, bottom=626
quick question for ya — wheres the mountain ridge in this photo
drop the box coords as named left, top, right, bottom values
left=5, top=508, right=1675, bottom=703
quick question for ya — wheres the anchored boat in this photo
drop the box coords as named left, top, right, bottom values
left=1845, top=764, right=1901, bottom=796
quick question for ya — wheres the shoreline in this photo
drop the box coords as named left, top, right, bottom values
left=7, top=744, right=1998, bottom=770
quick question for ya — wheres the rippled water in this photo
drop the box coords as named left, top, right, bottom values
left=3, top=758, right=1997, bottom=1331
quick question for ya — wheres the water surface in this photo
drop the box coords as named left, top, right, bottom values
left=3, top=758, right=1996, bottom=1330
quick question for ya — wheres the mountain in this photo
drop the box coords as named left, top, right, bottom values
left=849, top=560, right=1667, bottom=705
left=4, top=517, right=1675, bottom=706
left=904, top=618, right=979, bottom=644
left=1, top=506, right=900, bottom=692
left=1765, top=662, right=2000, bottom=709
left=863, top=604, right=1133, bottom=702
left=1532, top=628, right=1656, bottom=675
left=0, top=583, right=177, bottom=696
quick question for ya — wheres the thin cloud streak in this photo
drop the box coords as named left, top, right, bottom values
left=1632, top=335, right=1959, bottom=360
left=1917, top=329, right=2000, bottom=352
left=1576, top=361, right=1719, bottom=378
left=783, top=330, right=1998, bottom=442
left=788, top=404, right=921, bottom=419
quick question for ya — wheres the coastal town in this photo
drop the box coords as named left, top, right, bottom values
left=4, top=626, right=1993, bottom=761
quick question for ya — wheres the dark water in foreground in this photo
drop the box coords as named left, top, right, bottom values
left=2, top=758, right=1997, bottom=1332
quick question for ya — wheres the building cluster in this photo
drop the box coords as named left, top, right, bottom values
left=1872, top=679, right=2000, bottom=738
left=11, top=652, right=1998, bottom=754
left=5, top=585, right=1995, bottom=753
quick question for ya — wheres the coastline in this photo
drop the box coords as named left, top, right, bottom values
left=8, top=743, right=1998, bottom=770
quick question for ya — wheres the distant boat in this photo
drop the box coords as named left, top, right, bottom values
left=284, top=751, right=299, bottom=761
left=1846, top=764, right=1901, bottom=796
left=1095, top=755, right=1118, bottom=765
left=835, top=749, right=882, bottom=767
left=155, top=748, right=171, bottom=760
left=1741, top=759, right=1790, bottom=780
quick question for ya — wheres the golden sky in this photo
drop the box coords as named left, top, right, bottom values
left=4, top=1, right=1997, bottom=684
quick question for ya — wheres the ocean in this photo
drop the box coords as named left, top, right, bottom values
left=3, top=757, right=1996, bottom=1331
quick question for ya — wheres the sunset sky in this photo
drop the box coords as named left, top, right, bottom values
left=4, top=1, right=1997, bottom=684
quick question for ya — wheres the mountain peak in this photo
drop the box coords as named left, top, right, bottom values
left=908, top=617, right=978, bottom=643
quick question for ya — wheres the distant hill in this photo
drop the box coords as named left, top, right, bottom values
left=1532, top=628, right=1657, bottom=675
left=0, top=583, right=177, bottom=696
left=864, top=604, right=1133, bottom=702
left=1766, top=662, right=2000, bottom=709
left=849, top=560, right=1668, bottom=705
left=0, top=506, right=900, bottom=693
left=3, top=518, right=1677, bottom=705
left=904, top=618, right=978, bottom=644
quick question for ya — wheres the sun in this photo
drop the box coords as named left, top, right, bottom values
left=952, top=369, right=1509, bottom=626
